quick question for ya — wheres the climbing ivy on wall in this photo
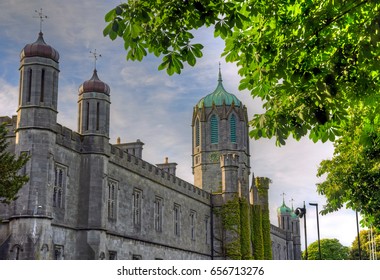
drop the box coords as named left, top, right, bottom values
left=240, top=198, right=252, bottom=259
left=262, top=208, right=272, bottom=260
left=254, top=176, right=272, bottom=259
left=221, top=195, right=241, bottom=259
left=251, top=204, right=264, bottom=259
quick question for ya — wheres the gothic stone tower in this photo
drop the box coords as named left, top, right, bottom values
left=76, top=68, right=111, bottom=259
left=276, top=200, right=302, bottom=259
left=192, top=67, right=252, bottom=259
left=192, top=68, right=250, bottom=199
left=9, top=32, right=60, bottom=259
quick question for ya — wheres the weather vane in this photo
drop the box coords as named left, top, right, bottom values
left=34, top=8, right=48, bottom=33
left=90, top=49, right=102, bottom=70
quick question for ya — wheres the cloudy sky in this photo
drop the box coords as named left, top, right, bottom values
left=0, top=0, right=361, bottom=250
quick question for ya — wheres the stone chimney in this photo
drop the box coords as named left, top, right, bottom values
left=156, top=157, right=177, bottom=176
left=114, top=139, right=144, bottom=159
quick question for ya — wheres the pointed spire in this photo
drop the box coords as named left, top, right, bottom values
left=218, top=62, right=222, bottom=83
left=290, top=198, right=295, bottom=210
left=90, top=69, right=100, bottom=81
left=281, top=192, right=286, bottom=205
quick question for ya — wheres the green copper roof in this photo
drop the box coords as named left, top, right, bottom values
left=197, top=67, right=241, bottom=108
left=277, top=202, right=292, bottom=215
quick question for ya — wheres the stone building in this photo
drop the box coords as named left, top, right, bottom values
left=0, top=31, right=301, bottom=260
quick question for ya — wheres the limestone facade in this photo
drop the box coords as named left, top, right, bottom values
left=0, top=32, right=301, bottom=260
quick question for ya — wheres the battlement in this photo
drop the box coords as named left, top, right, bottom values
left=55, top=123, right=82, bottom=152
left=110, top=145, right=211, bottom=204
left=220, top=153, right=239, bottom=168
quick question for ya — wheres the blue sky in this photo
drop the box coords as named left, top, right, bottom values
left=0, top=0, right=361, bottom=250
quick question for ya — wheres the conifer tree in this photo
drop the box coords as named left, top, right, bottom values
left=0, top=123, right=29, bottom=204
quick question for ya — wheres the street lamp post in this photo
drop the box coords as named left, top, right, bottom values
left=309, top=202, right=321, bottom=260
left=295, top=201, right=307, bottom=260
left=356, top=210, right=362, bottom=260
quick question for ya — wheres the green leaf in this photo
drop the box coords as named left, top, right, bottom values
left=104, top=8, right=116, bottom=22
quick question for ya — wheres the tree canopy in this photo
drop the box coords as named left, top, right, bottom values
left=303, top=238, right=350, bottom=260
left=317, top=106, right=380, bottom=228
left=103, top=0, right=380, bottom=145
left=103, top=1, right=380, bottom=225
left=350, top=229, right=380, bottom=260
left=0, top=123, right=29, bottom=204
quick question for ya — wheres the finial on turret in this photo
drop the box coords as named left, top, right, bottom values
left=34, top=8, right=48, bottom=33
left=218, top=62, right=222, bottom=83
left=281, top=192, right=286, bottom=205
left=290, top=198, right=295, bottom=210
left=90, top=49, right=102, bottom=71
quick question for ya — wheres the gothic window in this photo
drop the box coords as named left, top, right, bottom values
left=52, top=72, right=57, bottom=107
left=53, top=165, right=66, bottom=208
left=190, top=210, right=196, bottom=240
left=230, top=114, right=236, bottom=143
left=133, top=189, right=142, bottom=226
left=27, top=68, right=32, bottom=102
left=210, top=115, right=218, bottom=144
left=173, top=204, right=181, bottom=237
left=107, top=180, right=117, bottom=220
left=195, top=119, right=200, bottom=147
left=54, top=245, right=64, bottom=260
left=40, top=69, right=45, bottom=102
left=96, top=102, right=100, bottom=131
left=154, top=197, right=163, bottom=232
left=108, top=251, right=117, bottom=260
left=85, top=102, right=90, bottom=130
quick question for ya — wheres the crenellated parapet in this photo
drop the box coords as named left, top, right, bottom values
left=55, top=123, right=82, bottom=152
left=220, top=153, right=239, bottom=168
left=109, top=145, right=211, bottom=204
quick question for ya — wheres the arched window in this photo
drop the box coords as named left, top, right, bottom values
left=96, top=102, right=100, bottom=131
left=40, top=69, right=45, bottom=102
left=195, top=119, right=200, bottom=147
left=86, top=102, right=90, bottom=130
left=27, top=69, right=32, bottom=102
left=230, top=114, right=236, bottom=143
left=52, top=72, right=57, bottom=107
left=210, top=115, right=218, bottom=144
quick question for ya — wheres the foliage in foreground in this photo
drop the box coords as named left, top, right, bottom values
left=104, top=0, right=380, bottom=146
left=0, top=123, right=29, bottom=204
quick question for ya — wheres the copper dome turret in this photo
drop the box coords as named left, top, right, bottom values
left=20, top=32, right=59, bottom=62
left=79, top=70, right=110, bottom=95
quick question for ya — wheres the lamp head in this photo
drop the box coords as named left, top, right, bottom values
left=295, top=207, right=306, bottom=218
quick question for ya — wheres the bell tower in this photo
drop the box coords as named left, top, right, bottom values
left=192, top=66, right=250, bottom=197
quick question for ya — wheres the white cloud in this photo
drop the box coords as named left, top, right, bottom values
left=0, top=78, right=18, bottom=117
